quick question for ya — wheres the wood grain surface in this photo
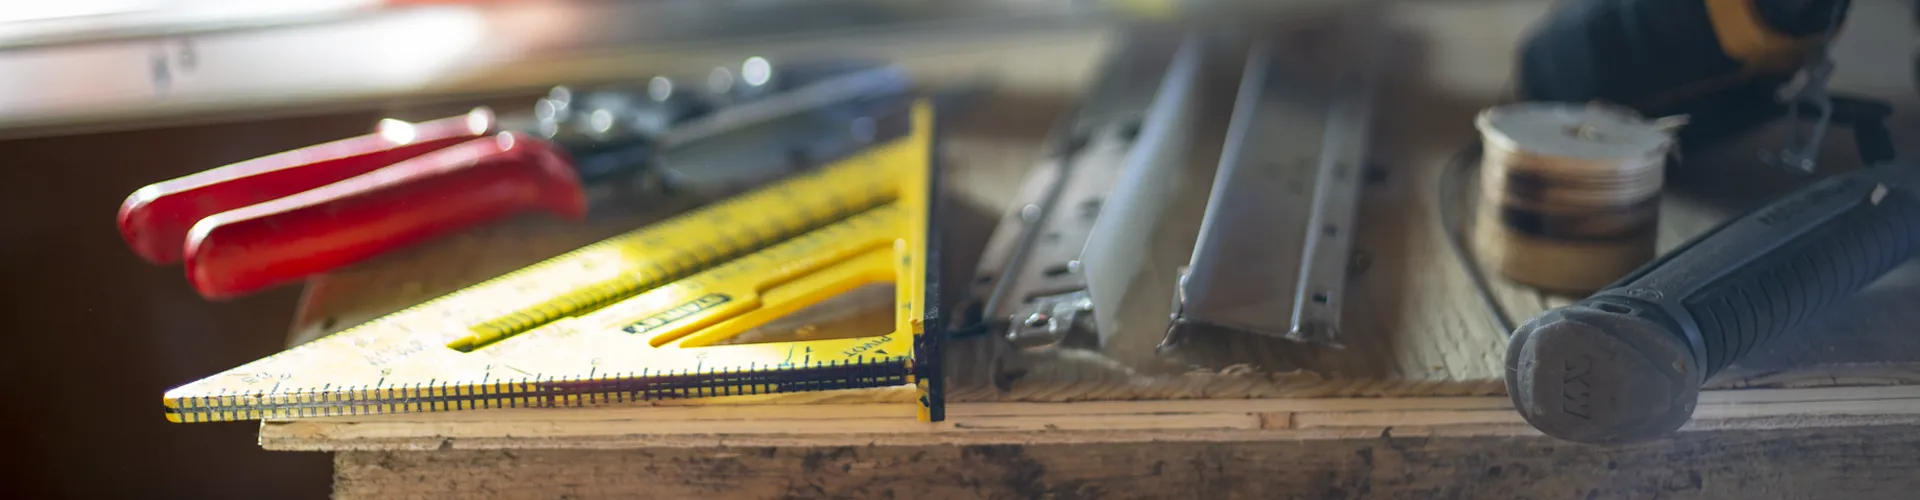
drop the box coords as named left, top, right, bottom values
left=276, top=25, right=1920, bottom=423
left=231, top=1, right=1920, bottom=497
left=263, top=385, right=1920, bottom=451
left=331, top=424, right=1920, bottom=500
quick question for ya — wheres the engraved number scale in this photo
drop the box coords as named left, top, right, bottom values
left=163, top=104, right=942, bottom=423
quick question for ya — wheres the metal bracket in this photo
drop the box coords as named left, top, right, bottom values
left=969, top=23, right=1378, bottom=355
left=1008, top=289, right=1094, bottom=348
left=1079, top=33, right=1209, bottom=353
left=964, top=31, right=1182, bottom=350
left=1165, top=28, right=1377, bottom=347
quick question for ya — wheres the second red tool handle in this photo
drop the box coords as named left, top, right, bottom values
left=184, top=132, right=588, bottom=299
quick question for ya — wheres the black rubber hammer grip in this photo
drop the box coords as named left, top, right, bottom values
left=1507, top=162, right=1920, bottom=443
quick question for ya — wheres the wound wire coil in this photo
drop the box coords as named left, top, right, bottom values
left=1472, top=103, right=1680, bottom=293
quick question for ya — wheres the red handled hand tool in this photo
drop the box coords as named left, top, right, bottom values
left=1506, top=98, right=1914, bottom=444
left=119, top=62, right=910, bottom=299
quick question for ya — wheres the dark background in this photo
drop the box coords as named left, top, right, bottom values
left=0, top=113, right=389, bottom=499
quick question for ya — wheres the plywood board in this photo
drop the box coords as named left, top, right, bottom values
left=252, top=0, right=1920, bottom=453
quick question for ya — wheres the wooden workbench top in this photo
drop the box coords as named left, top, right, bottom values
left=271, top=60, right=1920, bottom=433
left=264, top=77, right=1920, bottom=499
left=235, top=1, right=1920, bottom=497
left=263, top=93, right=1920, bottom=442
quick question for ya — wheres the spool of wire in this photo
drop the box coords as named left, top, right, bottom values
left=1473, top=103, right=1682, bottom=293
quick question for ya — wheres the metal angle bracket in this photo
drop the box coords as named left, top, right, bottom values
left=1078, top=33, right=1209, bottom=354
left=1165, top=34, right=1376, bottom=347
left=963, top=31, right=1186, bottom=350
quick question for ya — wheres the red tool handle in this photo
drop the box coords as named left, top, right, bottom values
left=183, top=132, right=588, bottom=299
left=118, top=109, right=496, bottom=264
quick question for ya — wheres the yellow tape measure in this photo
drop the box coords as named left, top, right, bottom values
left=163, top=104, right=944, bottom=423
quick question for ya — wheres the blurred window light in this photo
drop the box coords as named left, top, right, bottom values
left=0, top=0, right=381, bottom=46
left=742, top=57, right=772, bottom=87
